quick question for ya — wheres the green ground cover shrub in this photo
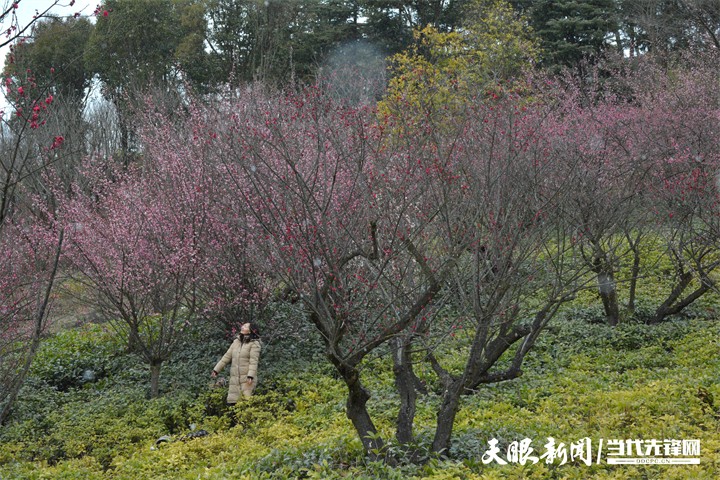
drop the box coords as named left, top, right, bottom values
left=1, top=302, right=718, bottom=478
left=29, top=324, right=121, bottom=391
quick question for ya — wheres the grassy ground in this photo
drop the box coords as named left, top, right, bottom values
left=1, top=303, right=719, bottom=479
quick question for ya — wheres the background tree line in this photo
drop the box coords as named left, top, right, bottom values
left=5, top=0, right=720, bottom=105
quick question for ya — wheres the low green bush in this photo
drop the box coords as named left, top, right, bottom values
left=29, top=324, right=121, bottom=391
left=1, top=296, right=719, bottom=479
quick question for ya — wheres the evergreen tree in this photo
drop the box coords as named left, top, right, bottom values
left=3, top=17, right=93, bottom=103
left=619, top=0, right=720, bottom=56
left=514, top=0, right=618, bottom=69
left=208, top=1, right=363, bottom=86
left=360, top=0, right=470, bottom=55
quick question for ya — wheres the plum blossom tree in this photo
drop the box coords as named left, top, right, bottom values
left=200, top=85, right=466, bottom=455
left=0, top=214, right=62, bottom=424
left=559, top=56, right=720, bottom=325
left=199, top=192, right=271, bottom=334
left=545, top=76, right=651, bottom=326
left=0, top=0, right=75, bottom=424
left=629, top=56, right=720, bottom=323
left=181, top=97, right=271, bottom=334
left=62, top=99, right=217, bottom=398
left=384, top=90, right=593, bottom=454
left=0, top=106, right=69, bottom=423
left=189, top=82, right=592, bottom=458
left=526, top=55, right=720, bottom=327
left=409, top=57, right=720, bottom=453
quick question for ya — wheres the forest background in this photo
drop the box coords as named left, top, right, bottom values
left=1, top=0, right=720, bottom=478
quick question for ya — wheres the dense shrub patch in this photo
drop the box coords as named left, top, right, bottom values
left=1, top=312, right=719, bottom=478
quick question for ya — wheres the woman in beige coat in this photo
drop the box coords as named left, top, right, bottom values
left=211, top=322, right=261, bottom=404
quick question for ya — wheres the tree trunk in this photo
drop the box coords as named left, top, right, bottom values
left=597, top=270, right=620, bottom=326
left=149, top=360, right=162, bottom=398
left=649, top=272, right=710, bottom=324
left=127, top=320, right=140, bottom=353
left=627, top=246, right=641, bottom=313
left=0, top=335, right=43, bottom=425
left=334, top=360, right=384, bottom=457
left=118, top=107, right=132, bottom=168
left=393, top=337, right=417, bottom=445
left=589, top=249, right=620, bottom=326
left=431, top=379, right=464, bottom=456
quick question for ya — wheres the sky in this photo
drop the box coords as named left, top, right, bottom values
left=11, top=0, right=96, bottom=24
left=1, top=0, right=96, bottom=70
left=0, top=1, right=95, bottom=114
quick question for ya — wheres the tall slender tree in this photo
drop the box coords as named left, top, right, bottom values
left=0, top=0, right=74, bottom=423
left=84, top=0, right=207, bottom=163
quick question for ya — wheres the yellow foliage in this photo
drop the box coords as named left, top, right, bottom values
left=378, top=0, right=540, bottom=129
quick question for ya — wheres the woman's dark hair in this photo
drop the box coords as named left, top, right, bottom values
left=242, top=322, right=261, bottom=341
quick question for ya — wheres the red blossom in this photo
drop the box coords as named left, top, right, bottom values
left=51, top=136, right=64, bottom=149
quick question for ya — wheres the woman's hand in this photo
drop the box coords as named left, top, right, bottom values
left=211, top=370, right=217, bottom=378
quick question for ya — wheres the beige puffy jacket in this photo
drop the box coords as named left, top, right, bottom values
left=213, top=337, right=261, bottom=403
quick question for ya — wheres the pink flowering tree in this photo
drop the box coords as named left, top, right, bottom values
left=0, top=103, right=68, bottom=423
left=530, top=56, right=720, bottom=326
left=0, top=1, right=77, bottom=424
left=630, top=56, right=720, bottom=323
left=0, top=214, right=63, bottom=424
left=199, top=205, right=271, bottom=333
left=414, top=59, right=720, bottom=453
left=192, top=83, right=593, bottom=457
left=197, top=129, right=272, bottom=333
left=385, top=91, right=592, bottom=454
left=62, top=99, right=217, bottom=398
left=1, top=63, right=61, bottom=228
left=0, top=107, right=76, bottom=418
left=544, top=75, right=652, bottom=326
left=549, top=56, right=720, bottom=325
left=201, top=85, right=467, bottom=455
